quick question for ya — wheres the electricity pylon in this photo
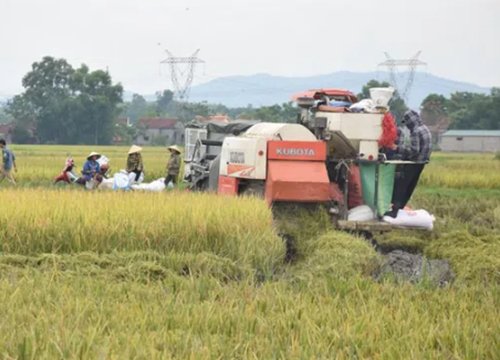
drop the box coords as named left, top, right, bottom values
left=378, top=51, right=426, bottom=102
left=160, top=49, right=204, bottom=101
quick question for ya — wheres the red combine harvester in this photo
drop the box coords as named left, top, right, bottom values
left=184, top=88, right=428, bottom=232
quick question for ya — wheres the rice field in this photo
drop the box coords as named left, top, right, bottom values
left=6, top=144, right=500, bottom=189
left=8, top=145, right=171, bottom=186
left=0, top=145, right=499, bottom=358
left=419, top=152, right=500, bottom=189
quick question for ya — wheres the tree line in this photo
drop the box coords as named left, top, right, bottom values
left=6, top=57, right=123, bottom=144
left=2, top=56, right=498, bottom=144
left=420, top=89, right=500, bottom=130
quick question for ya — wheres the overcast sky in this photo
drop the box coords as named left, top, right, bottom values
left=1, top=0, right=499, bottom=97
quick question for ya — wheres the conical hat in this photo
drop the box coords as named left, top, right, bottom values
left=87, top=152, right=101, bottom=160
left=167, top=145, right=181, bottom=153
left=128, top=145, right=143, bottom=154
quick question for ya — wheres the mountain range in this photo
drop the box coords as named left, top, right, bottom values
left=2, top=72, right=492, bottom=110
left=186, top=71, right=491, bottom=109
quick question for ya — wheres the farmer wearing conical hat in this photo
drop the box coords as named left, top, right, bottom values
left=76, top=151, right=102, bottom=186
left=165, top=145, right=182, bottom=187
left=126, top=145, right=144, bottom=182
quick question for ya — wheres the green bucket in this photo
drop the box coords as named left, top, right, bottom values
left=359, top=162, right=396, bottom=217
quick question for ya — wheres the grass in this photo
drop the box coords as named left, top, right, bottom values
left=0, top=147, right=498, bottom=358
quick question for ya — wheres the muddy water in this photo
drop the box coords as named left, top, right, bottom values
left=374, top=249, right=455, bottom=286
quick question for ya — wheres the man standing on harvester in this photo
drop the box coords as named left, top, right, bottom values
left=386, top=110, right=432, bottom=218
left=165, top=145, right=181, bottom=187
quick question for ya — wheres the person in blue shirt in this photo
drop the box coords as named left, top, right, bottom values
left=0, top=138, right=17, bottom=185
left=76, top=152, right=103, bottom=187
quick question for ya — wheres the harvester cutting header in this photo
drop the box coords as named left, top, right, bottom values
left=184, top=87, right=433, bottom=231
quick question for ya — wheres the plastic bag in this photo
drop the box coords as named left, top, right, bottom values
left=127, top=171, right=145, bottom=184
left=348, top=205, right=375, bottom=222
left=85, top=180, right=96, bottom=190
left=131, top=178, right=166, bottom=192
left=349, top=99, right=376, bottom=113
left=97, top=155, right=109, bottom=167
left=383, top=209, right=435, bottom=230
left=99, top=178, right=114, bottom=190
left=113, top=172, right=131, bottom=190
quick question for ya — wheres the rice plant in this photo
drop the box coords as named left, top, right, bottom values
left=0, top=146, right=498, bottom=358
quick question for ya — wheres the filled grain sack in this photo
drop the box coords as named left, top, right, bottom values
left=383, top=209, right=435, bottom=230
left=113, top=172, right=131, bottom=190
left=130, top=178, right=166, bottom=192
left=348, top=205, right=375, bottom=222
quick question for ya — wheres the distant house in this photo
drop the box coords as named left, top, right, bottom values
left=115, top=117, right=131, bottom=127
left=135, top=118, right=184, bottom=145
left=440, top=130, right=500, bottom=152
left=193, top=114, right=231, bottom=124
left=207, top=114, right=230, bottom=123
left=0, top=123, right=13, bottom=143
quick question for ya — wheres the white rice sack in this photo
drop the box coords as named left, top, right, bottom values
left=131, top=178, right=166, bottom=192
left=67, top=171, right=79, bottom=183
left=348, top=205, right=375, bottom=222
left=99, top=178, right=114, bottom=190
left=127, top=171, right=145, bottom=184
left=349, top=99, right=376, bottom=113
left=97, top=155, right=110, bottom=167
left=85, top=180, right=96, bottom=190
left=113, top=172, right=131, bottom=190
left=383, top=209, right=435, bottom=230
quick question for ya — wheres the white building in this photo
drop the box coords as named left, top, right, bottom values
left=134, top=118, right=184, bottom=146
left=440, top=130, right=500, bottom=152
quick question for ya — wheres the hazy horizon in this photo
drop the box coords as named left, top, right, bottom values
left=1, top=0, right=499, bottom=97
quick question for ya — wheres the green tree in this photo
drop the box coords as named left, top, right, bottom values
left=237, top=102, right=298, bottom=123
left=112, top=123, right=137, bottom=145
left=0, top=106, right=13, bottom=124
left=11, top=125, right=33, bottom=144
left=69, top=65, right=123, bottom=144
left=420, top=94, right=450, bottom=126
left=446, top=90, right=500, bottom=130
left=7, top=56, right=123, bottom=144
left=420, top=94, right=451, bottom=145
left=125, top=94, right=148, bottom=124
left=156, top=90, right=174, bottom=115
left=421, top=94, right=448, bottom=120
left=166, top=101, right=210, bottom=122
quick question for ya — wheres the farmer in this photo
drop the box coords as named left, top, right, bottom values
left=54, top=156, right=77, bottom=184
left=386, top=110, right=432, bottom=217
left=126, top=145, right=144, bottom=182
left=76, top=152, right=103, bottom=186
left=165, top=145, right=181, bottom=187
left=0, top=138, right=17, bottom=185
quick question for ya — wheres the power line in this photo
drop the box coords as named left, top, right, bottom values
left=160, top=49, right=204, bottom=101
